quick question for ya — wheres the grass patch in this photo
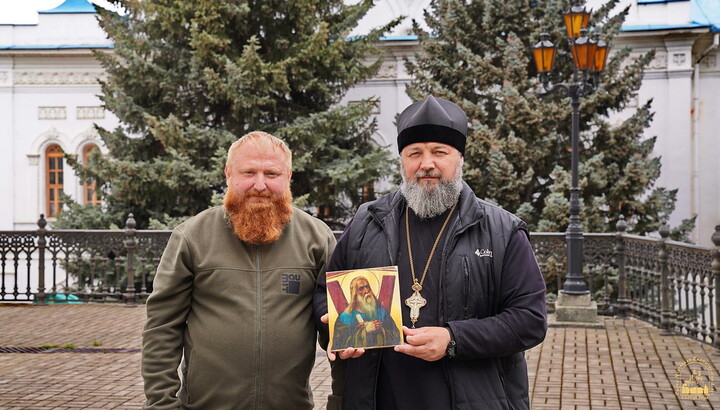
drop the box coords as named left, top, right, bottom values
left=38, top=344, right=77, bottom=349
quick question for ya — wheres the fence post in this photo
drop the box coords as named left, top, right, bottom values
left=615, top=215, right=629, bottom=318
left=659, top=222, right=672, bottom=335
left=35, top=214, right=47, bottom=305
left=712, top=225, right=720, bottom=349
left=124, top=213, right=137, bottom=307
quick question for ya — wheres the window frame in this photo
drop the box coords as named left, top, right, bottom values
left=82, top=144, right=101, bottom=206
left=45, top=144, right=64, bottom=218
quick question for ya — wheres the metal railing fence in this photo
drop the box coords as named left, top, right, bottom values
left=1, top=214, right=169, bottom=305
left=1, top=214, right=719, bottom=347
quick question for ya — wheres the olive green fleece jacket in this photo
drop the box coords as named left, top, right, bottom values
left=142, top=205, right=335, bottom=409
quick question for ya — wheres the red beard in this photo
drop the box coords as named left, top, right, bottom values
left=223, top=185, right=293, bottom=245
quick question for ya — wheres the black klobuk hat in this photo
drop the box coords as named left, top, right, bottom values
left=396, top=95, right=468, bottom=155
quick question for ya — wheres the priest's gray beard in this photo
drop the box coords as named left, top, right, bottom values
left=400, top=161, right=463, bottom=219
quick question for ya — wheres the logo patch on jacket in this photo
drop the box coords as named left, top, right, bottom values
left=475, top=249, right=493, bottom=258
left=281, top=273, right=301, bottom=295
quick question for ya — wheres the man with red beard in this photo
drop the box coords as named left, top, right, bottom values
left=142, top=131, right=335, bottom=409
left=331, top=276, right=400, bottom=351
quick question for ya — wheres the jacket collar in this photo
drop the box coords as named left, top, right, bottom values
left=455, top=181, right=486, bottom=227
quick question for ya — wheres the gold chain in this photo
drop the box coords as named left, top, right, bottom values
left=405, top=201, right=458, bottom=292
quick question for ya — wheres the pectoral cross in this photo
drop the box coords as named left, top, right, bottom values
left=405, top=288, right=427, bottom=328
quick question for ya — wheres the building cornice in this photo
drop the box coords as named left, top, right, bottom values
left=617, top=26, right=710, bottom=39
left=0, top=46, right=113, bottom=51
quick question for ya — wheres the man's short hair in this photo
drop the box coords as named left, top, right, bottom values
left=226, top=131, right=292, bottom=171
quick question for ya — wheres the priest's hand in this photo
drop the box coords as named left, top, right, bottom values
left=394, top=326, right=450, bottom=362
left=320, top=313, right=366, bottom=361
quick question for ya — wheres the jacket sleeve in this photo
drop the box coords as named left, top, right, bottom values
left=447, top=231, right=547, bottom=359
left=141, top=227, right=194, bottom=409
left=313, top=221, right=353, bottom=348
left=315, top=225, right=337, bottom=295
left=313, top=222, right=354, bottom=410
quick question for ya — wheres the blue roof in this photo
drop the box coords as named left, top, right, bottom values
left=0, top=45, right=113, bottom=50
left=622, top=22, right=708, bottom=31
left=379, top=35, right=419, bottom=41
left=692, top=0, right=720, bottom=31
left=638, top=0, right=689, bottom=4
left=622, top=0, right=720, bottom=33
left=39, top=0, right=97, bottom=14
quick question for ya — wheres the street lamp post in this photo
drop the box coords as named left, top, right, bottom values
left=533, top=1, right=610, bottom=297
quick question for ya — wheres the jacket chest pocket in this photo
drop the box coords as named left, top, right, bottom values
left=447, top=253, right=494, bottom=319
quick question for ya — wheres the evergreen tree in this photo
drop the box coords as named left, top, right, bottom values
left=60, top=0, right=398, bottom=229
left=406, top=0, right=694, bottom=239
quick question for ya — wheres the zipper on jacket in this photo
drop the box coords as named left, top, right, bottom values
left=440, top=216, right=480, bottom=324
left=462, top=256, right=470, bottom=319
left=496, top=358, right=514, bottom=410
left=372, top=351, right=384, bottom=410
left=371, top=211, right=394, bottom=410
left=254, top=248, right=263, bottom=410
left=370, top=208, right=396, bottom=266
left=442, top=359, right=457, bottom=409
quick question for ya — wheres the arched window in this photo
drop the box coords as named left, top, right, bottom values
left=46, top=144, right=64, bottom=217
left=82, top=144, right=101, bottom=205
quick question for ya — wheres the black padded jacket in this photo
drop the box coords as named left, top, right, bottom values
left=314, top=182, right=548, bottom=410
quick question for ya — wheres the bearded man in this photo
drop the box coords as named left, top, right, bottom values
left=142, top=131, right=335, bottom=409
left=314, top=96, right=547, bottom=410
left=331, top=276, right=401, bottom=350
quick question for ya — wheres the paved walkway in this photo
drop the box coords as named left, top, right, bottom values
left=1, top=304, right=719, bottom=409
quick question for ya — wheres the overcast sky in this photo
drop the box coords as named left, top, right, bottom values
left=0, top=0, right=117, bottom=24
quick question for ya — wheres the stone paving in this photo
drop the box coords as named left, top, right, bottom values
left=1, top=304, right=719, bottom=409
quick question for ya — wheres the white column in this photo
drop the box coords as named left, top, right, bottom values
left=696, top=53, right=720, bottom=246
left=0, top=59, right=14, bottom=230
left=662, top=38, right=695, bottom=231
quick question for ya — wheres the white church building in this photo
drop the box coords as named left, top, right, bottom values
left=1, top=0, right=718, bottom=246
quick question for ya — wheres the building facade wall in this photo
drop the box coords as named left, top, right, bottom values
left=694, top=48, right=720, bottom=247
left=1, top=0, right=718, bottom=244
left=1, top=51, right=118, bottom=229
left=608, top=27, right=719, bottom=245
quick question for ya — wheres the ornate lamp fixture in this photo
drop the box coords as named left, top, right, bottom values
left=533, top=33, right=556, bottom=74
left=563, top=0, right=591, bottom=38
left=531, top=0, right=611, bottom=296
left=570, top=29, right=594, bottom=70
left=591, top=36, right=609, bottom=73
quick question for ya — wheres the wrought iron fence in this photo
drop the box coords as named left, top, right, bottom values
left=1, top=214, right=719, bottom=347
left=1, top=214, right=170, bottom=305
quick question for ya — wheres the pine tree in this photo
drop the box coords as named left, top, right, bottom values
left=406, top=0, right=694, bottom=239
left=59, top=0, right=398, bottom=229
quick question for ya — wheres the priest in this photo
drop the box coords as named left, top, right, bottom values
left=314, top=95, right=548, bottom=410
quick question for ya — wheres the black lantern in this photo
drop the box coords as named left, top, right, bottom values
left=569, top=30, right=595, bottom=71
left=533, top=33, right=556, bottom=73
left=591, top=37, right=609, bottom=72
left=563, top=0, right=591, bottom=39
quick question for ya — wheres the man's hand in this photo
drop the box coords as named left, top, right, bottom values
left=394, top=326, right=451, bottom=362
left=320, top=313, right=367, bottom=361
